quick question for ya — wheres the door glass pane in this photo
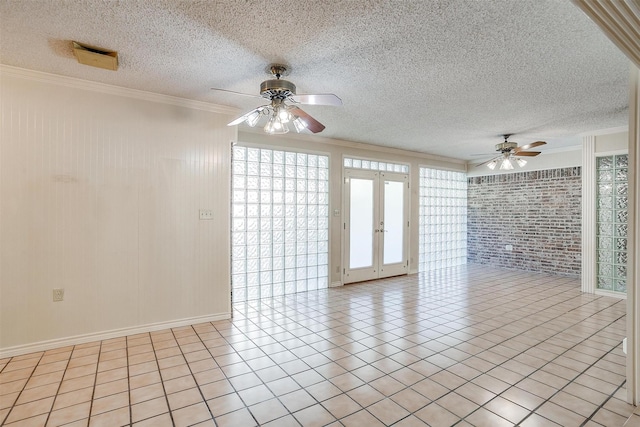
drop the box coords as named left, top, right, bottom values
left=350, top=178, right=374, bottom=269
left=383, top=180, right=404, bottom=264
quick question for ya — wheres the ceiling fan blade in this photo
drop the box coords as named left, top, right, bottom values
left=227, top=106, right=265, bottom=126
left=211, top=87, right=262, bottom=99
left=514, top=141, right=546, bottom=152
left=289, top=106, right=326, bottom=133
left=289, top=94, right=342, bottom=106
left=515, top=151, right=541, bottom=156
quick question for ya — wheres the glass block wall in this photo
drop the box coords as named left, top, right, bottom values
left=596, top=154, right=628, bottom=293
left=344, top=157, right=409, bottom=173
left=231, top=146, right=329, bottom=302
left=419, top=168, right=467, bottom=271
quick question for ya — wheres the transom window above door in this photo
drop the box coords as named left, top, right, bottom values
left=344, top=157, right=409, bottom=173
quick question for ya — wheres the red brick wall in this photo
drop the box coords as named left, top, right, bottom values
left=467, top=167, right=581, bottom=276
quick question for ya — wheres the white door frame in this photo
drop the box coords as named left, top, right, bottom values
left=343, top=169, right=409, bottom=284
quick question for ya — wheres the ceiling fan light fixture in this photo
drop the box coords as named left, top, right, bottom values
left=218, top=64, right=340, bottom=135
left=293, top=117, right=307, bottom=133
left=245, top=110, right=262, bottom=127
left=487, top=159, right=498, bottom=170
left=516, top=158, right=527, bottom=167
left=500, top=157, right=514, bottom=170
left=278, top=107, right=292, bottom=123
left=264, top=115, right=289, bottom=135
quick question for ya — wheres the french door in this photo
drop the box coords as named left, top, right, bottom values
left=343, top=169, right=409, bottom=283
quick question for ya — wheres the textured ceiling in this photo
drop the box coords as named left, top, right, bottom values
left=0, top=0, right=631, bottom=161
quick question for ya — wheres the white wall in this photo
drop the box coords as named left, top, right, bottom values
left=0, top=67, right=236, bottom=355
left=238, top=130, right=466, bottom=283
left=595, top=131, right=629, bottom=153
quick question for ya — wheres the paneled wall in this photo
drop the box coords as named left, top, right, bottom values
left=467, top=167, right=582, bottom=276
left=0, top=68, right=236, bottom=353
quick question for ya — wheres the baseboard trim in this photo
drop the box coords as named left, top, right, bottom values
left=595, top=289, right=627, bottom=300
left=330, top=281, right=343, bottom=288
left=0, top=313, right=231, bottom=359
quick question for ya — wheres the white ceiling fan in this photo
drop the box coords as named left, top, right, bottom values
left=212, top=64, right=342, bottom=135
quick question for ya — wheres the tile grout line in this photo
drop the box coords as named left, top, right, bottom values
left=208, top=312, right=339, bottom=425
left=84, top=341, right=106, bottom=425
left=158, top=271, right=553, bottom=426
left=379, top=283, right=626, bottom=425
left=171, top=325, right=224, bottom=427
left=203, top=320, right=291, bottom=425
left=411, top=286, right=625, bottom=415
left=476, top=317, right=626, bottom=427
left=149, top=331, right=177, bottom=427
left=235, top=293, right=409, bottom=426
left=158, top=273, right=624, bottom=426
left=513, top=341, right=625, bottom=426
left=1, top=351, right=46, bottom=425
left=233, top=273, right=601, bottom=426
left=580, top=379, right=627, bottom=427
left=125, top=335, right=133, bottom=426
left=238, top=272, right=614, bottom=425
left=237, top=298, right=409, bottom=426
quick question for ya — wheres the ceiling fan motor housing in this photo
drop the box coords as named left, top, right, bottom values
left=260, top=79, right=296, bottom=100
left=495, top=141, right=518, bottom=152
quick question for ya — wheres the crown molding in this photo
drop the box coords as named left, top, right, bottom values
left=239, top=128, right=466, bottom=165
left=0, top=64, right=239, bottom=115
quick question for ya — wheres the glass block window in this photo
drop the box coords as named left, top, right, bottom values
left=344, top=157, right=409, bottom=173
left=418, top=168, right=467, bottom=271
left=231, top=146, right=329, bottom=302
left=596, top=154, right=628, bottom=293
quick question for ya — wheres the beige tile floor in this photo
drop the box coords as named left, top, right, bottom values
left=0, top=265, right=636, bottom=426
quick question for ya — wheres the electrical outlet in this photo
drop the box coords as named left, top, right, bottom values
left=53, top=288, right=64, bottom=302
left=505, top=244, right=513, bottom=251
left=199, top=209, right=213, bottom=220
